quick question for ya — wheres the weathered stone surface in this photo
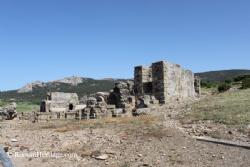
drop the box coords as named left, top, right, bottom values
left=134, top=61, right=200, bottom=104
left=40, top=92, right=79, bottom=112
left=133, top=108, right=151, bottom=116
left=194, top=76, right=201, bottom=96
left=108, top=81, right=134, bottom=108
left=0, top=102, right=17, bottom=120
left=94, top=154, right=109, bottom=160
left=87, top=97, right=97, bottom=107
left=112, top=108, right=124, bottom=117
left=134, top=66, right=152, bottom=96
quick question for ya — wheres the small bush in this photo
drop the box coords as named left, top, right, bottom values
left=201, top=81, right=217, bottom=88
left=242, top=78, right=250, bottom=89
left=234, top=75, right=250, bottom=82
left=225, top=80, right=232, bottom=84
left=218, top=83, right=231, bottom=93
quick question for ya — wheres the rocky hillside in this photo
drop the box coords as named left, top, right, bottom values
left=0, top=77, right=121, bottom=104
left=17, top=76, right=88, bottom=93
left=195, top=69, right=250, bottom=82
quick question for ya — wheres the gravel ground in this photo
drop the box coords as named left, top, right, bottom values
left=1, top=106, right=250, bottom=167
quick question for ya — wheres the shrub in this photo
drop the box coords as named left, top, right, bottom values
left=225, top=80, right=232, bottom=84
left=234, top=75, right=250, bottom=82
left=201, top=81, right=217, bottom=88
left=218, top=83, right=231, bottom=93
left=242, top=78, right=250, bottom=89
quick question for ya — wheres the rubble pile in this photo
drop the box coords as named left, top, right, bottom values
left=133, top=95, right=159, bottom=116
left=108, top=81, right=134, bottom=108
left=82, top=96, right=109, bottom=119
left=0, top=102, right=17, bottom=120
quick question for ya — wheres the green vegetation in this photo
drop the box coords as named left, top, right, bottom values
left=218, top=82, right=231, bottom=93
left=0, top=99, right=39, bottom=112
left=200, top=81, right=217, bottom=88
left=181, top=89, right=250, bottom=125
left=0, top=99, right=8, bottom=107
left=16, top=102, right=39, bottom=112
left=196, top=69, right=250, bottom=83
left=234, top=74, right=250, bottom=82
left=0, top=79, right=117, bottom=104
left=224, top=79, right=232, bottom=84
left=242, top=78, right=250, bottom=89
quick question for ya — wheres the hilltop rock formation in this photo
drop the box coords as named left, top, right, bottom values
left=17, top=76, right=84, bottom=93
left=54, top=76, right=84, bottom=86
left=18, top=81, right=46, bottom=93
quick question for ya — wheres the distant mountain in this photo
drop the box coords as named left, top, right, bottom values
left=17, top=76, right=86, bottom=93
left=18, top=81, right=46, bottom=93
left=0, top=76, right=122, bottom=104
left=2, top=69, right=250, bottom=104
left=195, top=69, right=250, bottom=82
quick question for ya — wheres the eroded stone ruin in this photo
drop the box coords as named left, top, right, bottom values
left=0, top=102, right=17, bottom=120
left=35, top=60, right=201, bottom=121
left=107, top=81, right=134, bottom=108
left=40, top=92, right=80, bottom=113
left=134, top=61, right=200, bottom=104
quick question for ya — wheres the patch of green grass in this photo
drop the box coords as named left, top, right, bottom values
left=181, top=89, right=250, bottom=125
left=16, top=102, right=39, bottom=112
left=0, top=99, right=8, bottom=107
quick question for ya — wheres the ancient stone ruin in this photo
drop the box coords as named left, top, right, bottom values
left=134, top=61, right=200, bottom=104
left=194, top=76, right=201, bottom=96
left=35, top=60, right=201, bottom=121
left=0, top=102, right=17, bottom=120
left=40, top=92, right=80, bottom=113
left=107, top=80, right=134, bottom=108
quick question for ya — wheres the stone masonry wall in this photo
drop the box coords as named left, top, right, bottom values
left=135, top=61, right=198, bottom=104
left=134, top=66, right=152, bottom=96
left=152, top=61, right=167, bottom=103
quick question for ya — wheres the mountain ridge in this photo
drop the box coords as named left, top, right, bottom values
left=195, top=69, right=250, bottom=82
left=1, top=69, right=250, bottom=104
left=0, top=77, right=124, bottom=104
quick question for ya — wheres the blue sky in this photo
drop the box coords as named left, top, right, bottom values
left=0, top=0, right=249, bottom=90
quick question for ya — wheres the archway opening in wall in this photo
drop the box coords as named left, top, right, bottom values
left=128, top=97, right=133, bottom=104
left=69, top=104, right=74, bottom=111
left=40, top=101, right=46, bottom=112
left=143, top=82, right=153, bottom=94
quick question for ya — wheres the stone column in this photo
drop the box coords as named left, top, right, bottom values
left=152, top=61, right=167, bottom=104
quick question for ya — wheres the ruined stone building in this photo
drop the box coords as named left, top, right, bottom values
left=108, top=81, right=134, bottom=108
left=134, top=61, right=201, bottom=104
left=40, top=92, right=79, bottom=112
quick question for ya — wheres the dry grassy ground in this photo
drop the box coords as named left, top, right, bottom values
left=179, top=88, right=250, bottom=142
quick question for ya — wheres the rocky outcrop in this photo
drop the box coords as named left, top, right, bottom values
left=54, top=76, right=83, bottom=86
left=18, top=81, right=45, bottom=93
left=17, top=76, right=84, bottom=93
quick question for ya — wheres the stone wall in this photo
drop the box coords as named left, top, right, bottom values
left=40, top=92, right=79, bottom=112
left=47, top=92, right=79, bottom=104
left=134, top=61, right=199, bottom=104
left=194, top=76, right=201, bottom=96
left=134, top=66, right=152, bottom=96
left=152, top=61, right=167, bottom=103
